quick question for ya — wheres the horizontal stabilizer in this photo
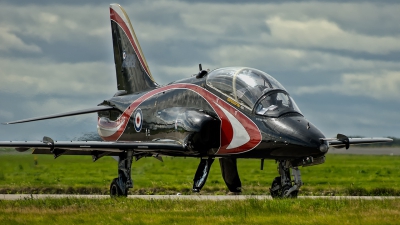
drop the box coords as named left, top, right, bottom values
left=2, top=106, right=114, bottom=125
left=321, top=134, right=392, bottom=149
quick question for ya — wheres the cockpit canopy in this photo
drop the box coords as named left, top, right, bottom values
left=206, top=67, right=302, bottom=117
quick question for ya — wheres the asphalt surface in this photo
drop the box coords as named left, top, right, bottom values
left=1, top=194, right=399, bottom=201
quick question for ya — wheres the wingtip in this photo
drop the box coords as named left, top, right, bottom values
left=2, top=121, right=19, bottom=125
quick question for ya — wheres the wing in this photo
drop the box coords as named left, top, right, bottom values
left=2, top=106, right=114, bottom=125
left=0, top=136, right=186, bottom=161
left=321, top=133, right=393, bottom=149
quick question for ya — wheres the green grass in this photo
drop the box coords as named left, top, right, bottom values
left=0, top=198, right=399, bottom=224
left=0, top=150, right=399, bottom=195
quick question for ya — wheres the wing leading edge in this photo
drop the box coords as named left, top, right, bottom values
left=0, top=136, right=186, bottom=160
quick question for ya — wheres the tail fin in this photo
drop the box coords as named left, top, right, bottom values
left=110, top=4, right=158, bottom=94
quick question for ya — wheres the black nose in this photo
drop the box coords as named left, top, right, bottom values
left=268, top=116, right=326, bottom=156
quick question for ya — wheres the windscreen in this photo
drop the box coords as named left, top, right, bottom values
left=255, top=91, right=302, bottom=117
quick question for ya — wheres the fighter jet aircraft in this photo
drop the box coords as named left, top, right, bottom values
left=0, top=4, right=392, bottom=198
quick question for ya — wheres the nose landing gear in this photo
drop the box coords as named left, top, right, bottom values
left=270, top=160, right=302, bottom=198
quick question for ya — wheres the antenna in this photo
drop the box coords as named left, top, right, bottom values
left=196, top=63, right=208, bottom=79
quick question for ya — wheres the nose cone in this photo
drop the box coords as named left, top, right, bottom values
left=268, top=116, right=326, bottom=157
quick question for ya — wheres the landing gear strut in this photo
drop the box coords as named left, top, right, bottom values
left=192, top=157, right=242, bottom=194
left=110, top=151, right=134, bottom=197
left=270, top=160, right=302, bottom=198
left=219, top=158, right=242, bottom=194
left=192, top=157, right=214, bottom=192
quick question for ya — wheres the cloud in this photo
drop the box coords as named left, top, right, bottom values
left=0, top=109, right=13, bottom=120
left=295, top=71, right=400, bottom=100
left=0, top=4, right=109, bottom=43
left=264, top=17, right=400, bottom=55
left=0, top=27, right=41, bottom=53
left=208, top=44, right=400, bottom=75
left=0, top=58, right=116, bottom=97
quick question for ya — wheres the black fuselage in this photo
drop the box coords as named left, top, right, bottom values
left=97, top=75, right=326, bottom=160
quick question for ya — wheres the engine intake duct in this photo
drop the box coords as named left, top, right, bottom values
left=178, top=110, right=220, bottom=152
left=190, top=115, right=220, bottom=151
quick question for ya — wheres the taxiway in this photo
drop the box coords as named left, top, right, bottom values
left=1, top=194, right=399, bottom=201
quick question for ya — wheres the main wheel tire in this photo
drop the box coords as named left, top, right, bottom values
left=110, top=178, right=120, bottom=197
left=110, top=178, right=126, bottom=197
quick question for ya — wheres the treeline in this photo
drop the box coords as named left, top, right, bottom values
left=74, top=132, right=103, bottom=141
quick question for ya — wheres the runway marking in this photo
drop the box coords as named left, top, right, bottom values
left=1, top=194, right=399, bottom=201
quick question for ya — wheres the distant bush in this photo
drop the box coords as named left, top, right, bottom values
left=73, top=132, right=103, bottom=141
left=345, top=187, right=400, bottom=196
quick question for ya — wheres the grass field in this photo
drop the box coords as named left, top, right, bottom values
left=0, top=148, right=399, bottom=195
left=0, top=198, right=399, bottom=224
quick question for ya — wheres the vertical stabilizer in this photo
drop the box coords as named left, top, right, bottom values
left=110, top=4, right=158, bottom=94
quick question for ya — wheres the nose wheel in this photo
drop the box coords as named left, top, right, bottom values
left=269, top=160, right=302, bottom=198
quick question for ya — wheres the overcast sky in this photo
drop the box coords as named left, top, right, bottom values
left=0, top=0, right=399, bottom=141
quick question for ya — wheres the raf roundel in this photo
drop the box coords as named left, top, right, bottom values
left=134, top=108, right=143, bottom=132
left=122, top=51, right=126, bottom=60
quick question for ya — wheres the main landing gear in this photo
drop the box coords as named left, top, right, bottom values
left=108, top=154, right=243, bottom=197
left=110, top=151, right=134, bottom=197
left=270, top=160, right=303, bottom=198
left=192, top=157, right=242, bottom=194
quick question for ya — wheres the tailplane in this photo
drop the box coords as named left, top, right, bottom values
left=110, top=4, right=158, bottom=94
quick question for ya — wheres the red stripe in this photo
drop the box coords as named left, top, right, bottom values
left=110, top=8, right=151, bottom=77
left=98, top=83, right=262, bottom=155
left=217, top=104, right=234, bottom=150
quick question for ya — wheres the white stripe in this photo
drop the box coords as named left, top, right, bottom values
left=215, top=104, right=250, bottom=149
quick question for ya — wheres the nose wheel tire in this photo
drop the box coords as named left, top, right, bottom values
left=270, top=179, right=299, bottom=198
left=270, top=160, right=302, bottom=199
left=281, top=185, right=298, bottom=198
left=270, top=176, right=282, bottom=198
